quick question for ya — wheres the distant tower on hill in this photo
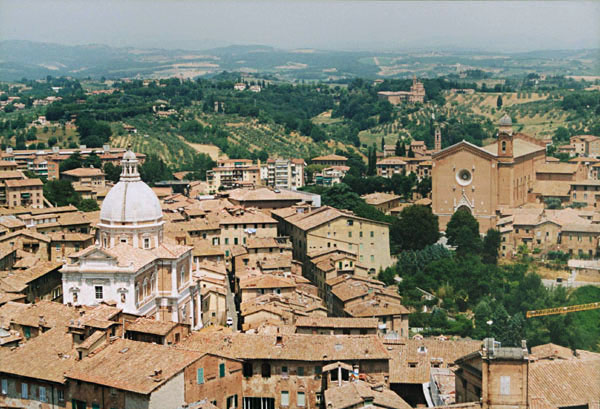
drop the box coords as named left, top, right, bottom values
left=434, top=126, right=442, bottom=152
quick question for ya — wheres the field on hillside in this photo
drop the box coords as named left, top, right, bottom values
left=445, top=91, right=570, bottom=138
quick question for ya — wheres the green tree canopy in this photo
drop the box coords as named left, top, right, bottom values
left=395, top=205, right=440, bottom=251
left=482, top=228, right=501, bottom=264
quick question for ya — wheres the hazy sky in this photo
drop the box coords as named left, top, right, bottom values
left=1, top=1, right=599, bottom=52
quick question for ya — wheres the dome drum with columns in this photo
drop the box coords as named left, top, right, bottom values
left=98, top=147, right=164, bottom=249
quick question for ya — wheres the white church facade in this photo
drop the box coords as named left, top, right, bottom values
left=61, top=148, right=202, bottom=328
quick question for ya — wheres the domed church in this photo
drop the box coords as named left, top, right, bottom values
left=61, top=148, right=201, bottom=327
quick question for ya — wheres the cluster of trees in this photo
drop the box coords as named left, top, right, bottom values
left=378, top=208, right=600, bottom=351
left=75, top=117, right=112, bottom=148
left=341, top=173, right=430, bottom=200
left=139, top=154, right=173, bottom=185
left=59, top=152, right=102, bottom=173
left=43, top=179, right=98, bottom=212
left=561, top=90, right=600, bottom=114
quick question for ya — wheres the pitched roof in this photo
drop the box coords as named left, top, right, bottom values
left=65, top=338, right=202, bottom=394
left=325, top=381, right=412, bottom=409
left=61, top=167, right=104, bottom=177
left=535, top=163, right=578, bottom=174
left=362, top=192, right=402, bottom=205
left=312, top=154, right=348, bottom=162
left=282, top=205, right=388, bottom=231
left=125, top=317, right=179, bottom=336
left=528, top=358, right=600, bottom=409
left=227, top=187, right=306, bottom=202
left=481, top=138, right=545, bottom=158
left=294, top=316, right=379, bottom=329
left=4, top=178, right=43, bottom=187
left=240, top=274, right=296, bottom=290
left=0, top=326, right=78, bottom=383
left=531, top=181, right=571, bottom=197
left=179, top=332, right=389, bottom=361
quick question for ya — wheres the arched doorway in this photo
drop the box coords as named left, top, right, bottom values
left=455, top=205, right=472, bottom=214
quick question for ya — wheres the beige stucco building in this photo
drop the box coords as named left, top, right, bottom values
left=432, top=116, right=546, bottom=232
left=273, top=206, right=393, bottom=273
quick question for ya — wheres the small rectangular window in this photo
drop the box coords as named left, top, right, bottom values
left=219, top=363, right=226, bottom=378
left=21, top=383, right=28, bottom=399
left=1, top=379, right=7, bottom=395
left=281, top=391, right=289, bottom=406
left=297, top=367, right=304, bottom=376
left=57, top=389, right=64, bottom=401
left=95, top=286, right=103, bottom=299
left=297, top=392, right=306, bottom=407
left=197, top=368, right=204, bottom=384
left=39, top=386, right=47, bottom=402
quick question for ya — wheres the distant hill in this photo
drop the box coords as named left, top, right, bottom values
left=0, top=40, right=598, bottom=81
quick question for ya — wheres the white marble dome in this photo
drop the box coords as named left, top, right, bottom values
left=100, top=179, right=162, bottom=223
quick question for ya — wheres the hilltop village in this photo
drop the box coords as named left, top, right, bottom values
left=0, top=74, right=599, bottom=409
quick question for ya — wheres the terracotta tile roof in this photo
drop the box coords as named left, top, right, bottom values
left=0, top=262, right=62, bottom=290
left=0, top=301, right=28, bottom=327
left=192, top=240, right=224, bottom=257
left=246, top=237, right=291, bottom=249
left=283, top=206, right=388, bottom=232
left=240, top=274, right=296, bottom=289
left=345, top=299, right=409, bottom=317
left=376, top=156, right=407, bottom=165
left=386, top=338, right=481, bottom=384
left=125, top=317, right=179, bottom=336
left=325, top=381, right=412, bottom=409
left=361, top=192, right=401, bottom=206
left=535, top=163, right=579, bottom=174
left=312, top=154, right=348, bottom=162
left=65, top=338, right=202, bottom=394
left=227, top=187, right=306, bottom=202
left=48, top=232, right=94, bottom=242
left=295, top=316, right=379, bottom=329
left=0, top=170, right=25, bottom=180
left=61, top=167, right=104, bottom=177
left=528, top=358, right=600, bottom=409
left=0, top=299, right=80, bottom=329
left=0, top=216, right=26, bottom=229
left=4, top=178, right=43, bottom=187
left=218, top=210, right=277, bottom=225
left=561, top=223, right=600, bottom=233
left=179, top=332, right=389, bottom=361
left=481, top=137, right=545, bottom=159
left=0, top=229, right=50, bottom=243
left=0, top=326, right=78, bottom=383
left=531, top=181, right=571, bottom=197
left=571, top=179, right=600, bottom=186
left=530, top=343, right=575, bottom=360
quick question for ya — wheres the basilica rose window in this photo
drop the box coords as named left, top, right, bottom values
left=456, top=169, right=472, bottom=186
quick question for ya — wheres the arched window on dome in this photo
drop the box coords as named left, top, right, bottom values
left=180, top=267, right=185, bottom=287
left=135, top=283, right=140, bottom=304
left=143, top=278, right=149, bottom=299
left=151, top=273, right=157, bottom=292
